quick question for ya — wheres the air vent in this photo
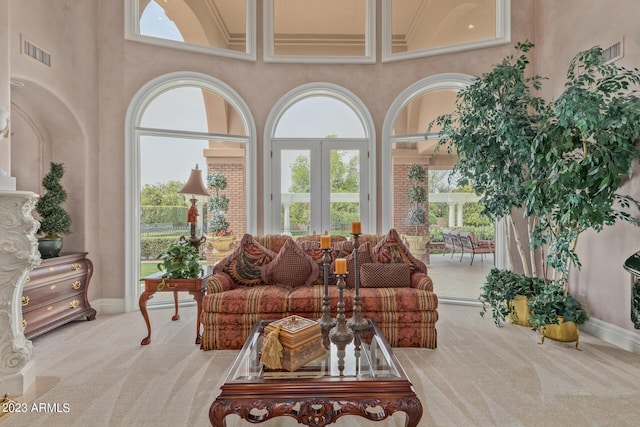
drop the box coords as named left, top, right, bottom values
left=22, top=37, right=51, bottom=67
left=602, top=40, right=623, bottom=63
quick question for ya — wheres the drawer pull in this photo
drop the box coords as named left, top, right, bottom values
left=69, top=300, right=79, bottom=309
left=50, top=284, right=56, bottom=290
left=71, top=263, right=82, bottom=271
left=47, top=306, right=53, bottom=311
left=48, top=267, right=55, bottom=271
left=71, top=281, right=81, bottom=290
left=26, top=276, right=30, bottom=282
left=23, top=319, right=27, bottom=329
left=22, top=296, right=30, bottom=306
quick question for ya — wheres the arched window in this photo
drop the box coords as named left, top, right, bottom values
left=264, top=84, right=375, bottom=235
left=125, top=72, right=256, bottom=312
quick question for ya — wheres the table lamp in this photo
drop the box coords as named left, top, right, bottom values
left=178, top=164, right=210, bottom=252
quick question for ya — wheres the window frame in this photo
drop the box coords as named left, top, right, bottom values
left=263, top=0, right=376, bottom=64
left=381, top=0, right=511, bottom=63
left=124, top=0, right=257, bottom=62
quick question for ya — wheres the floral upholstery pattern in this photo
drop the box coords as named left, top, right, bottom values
left=299, top=241, right=336, bottom=286
left=255, top=234, right=293, bottom=253
left=372, top=229, right=427, bottom=274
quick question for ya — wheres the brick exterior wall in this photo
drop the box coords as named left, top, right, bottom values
left=205, top=162, right=246, bottom=265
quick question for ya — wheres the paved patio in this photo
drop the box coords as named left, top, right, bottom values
left=426, top=250, right=493, bottom=300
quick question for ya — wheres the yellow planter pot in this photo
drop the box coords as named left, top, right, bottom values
left=507, top=295, right=532, bottom=326
left=209, top=235, right=237, bottom=253
left=540, top=316, right=580, bottom=349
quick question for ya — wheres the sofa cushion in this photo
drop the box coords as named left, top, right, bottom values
left=359, top=287, right=439, bottom=312
left=202, top=285, right=290, bottom=314
left=254, top=234, right=293, bottom=253
left=215, top=233, right=276, bottom=286
left=372, top=229, right=427, bottom=274
left=287, top=285, right=354, bottom=315
left=261, top=238, right=318, bottom=287
left=360, top=262, right=410, bottom=288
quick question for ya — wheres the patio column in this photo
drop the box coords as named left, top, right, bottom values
left=448, top=202, right=455, bottom=227
left=456, top=203, right=464, bottom=227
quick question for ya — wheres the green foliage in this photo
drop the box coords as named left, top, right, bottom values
left=480, top=268, right=546, bottom=327
left=207, top=172, right=231, bottom=235
left=35, top=162, right=72, bottom=238
left=288, top=150, right=360, bottom=227
left=141, top=206, right=188, bottom=225
left=405, top=164, right=428, bottom=233
left=140, top=181, right=186, bottom=206
left=141, top=236, right=179, bottom=259
left=429, top=41, right=640, bottom=287
left=528, top=283, right=589, bottom=329
left=156, top=240, right=203, bottom=279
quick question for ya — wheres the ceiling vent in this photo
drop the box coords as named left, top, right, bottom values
left=21, top=36, right=51, bottom=67
left=602, top=40, right=623, bottom=63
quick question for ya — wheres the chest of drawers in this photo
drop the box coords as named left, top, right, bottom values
left=22, top=252, right=97, bottom=339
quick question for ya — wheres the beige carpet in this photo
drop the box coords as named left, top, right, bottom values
left=2, top=303, right=640, bottom=427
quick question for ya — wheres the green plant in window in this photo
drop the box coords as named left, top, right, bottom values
left=157, top=240, right=203, bottom=279
left=405, top=163, right=428, bottom=235
left=208, top=172, right=231, bottom=237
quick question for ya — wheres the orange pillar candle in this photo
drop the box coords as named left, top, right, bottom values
left=351, top=221, right=361, bottom=234
left=335, top=258, right=347, bottom=274
left=320, top=235, right=331, bottom=249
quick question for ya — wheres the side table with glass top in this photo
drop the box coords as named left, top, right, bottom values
left=209, top=318, right=423, bottom=427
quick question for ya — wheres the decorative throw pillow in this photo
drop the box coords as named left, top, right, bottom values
left=331, top=240, right=353, bottom=261
left=360, top=263, right=411, bottom=288
left=261, top=238, right=318, bottom=287
left=299, top=240, right=335, bottom=286
left=372, top=229, right=427, bottom=274
left=217, top=234, right=276, bottom=286
left=344, top=241, right=374, bottom=288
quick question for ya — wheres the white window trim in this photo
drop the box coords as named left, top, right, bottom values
left=381, top=73, right=476, bottom=232
left=381, top=0, right=511, bottom=63
left=124, top=71, right=257, bottom=313
left=263, top=83, right=376, bottom=234
left=124, top=0, right=257, bottom=62
left=263, top=0, right=376, bottom=64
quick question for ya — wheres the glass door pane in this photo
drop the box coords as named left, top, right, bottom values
left=327, top=148, right=361, bottom=236
left=275, top=148, right=316, bottom=235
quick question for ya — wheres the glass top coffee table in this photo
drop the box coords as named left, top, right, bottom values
left=209, top=319, right=423, bottom=427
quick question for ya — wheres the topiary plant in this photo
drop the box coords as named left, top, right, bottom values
left=35, top=162, right=72, bottom=238
left=208, top=172, right=231, bottom=237
left=405, top=163, right=428, bottom=235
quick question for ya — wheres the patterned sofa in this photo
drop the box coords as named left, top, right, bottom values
left=200, top=229, right=438, bottom=350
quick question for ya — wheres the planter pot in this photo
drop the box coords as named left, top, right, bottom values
left=401, top=234, right=429, bottom=258
left=209, top=235, right=237, bottom=253
left=507, top=295, right=532, bottom=326
left=38, top=237, right=63, bottom=258
left=540, top=316, right=580, bottom=349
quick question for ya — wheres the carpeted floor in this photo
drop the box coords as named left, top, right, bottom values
left=2, top=303, right=640, bottom=426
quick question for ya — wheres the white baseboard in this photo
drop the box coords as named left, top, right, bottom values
left=91, top=298, right=126, bottom=315
left=581, top=317, right=640, bottom=355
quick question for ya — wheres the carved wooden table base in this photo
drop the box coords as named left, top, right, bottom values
left=210, top=395, right=423, bottom=427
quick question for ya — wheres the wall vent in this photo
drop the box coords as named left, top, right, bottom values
left=602, top=40, right=623, bottom=63
left=22, top=37, right=51, bottom=67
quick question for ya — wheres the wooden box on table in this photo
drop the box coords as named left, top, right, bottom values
left=263, top=316, right=326, bottom=372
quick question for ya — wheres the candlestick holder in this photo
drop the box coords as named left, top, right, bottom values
left=347, top=233, right=369, bottom=330
left=329, top=274, right=353, bottom=343
left=318, top=248, right=336, bottom=331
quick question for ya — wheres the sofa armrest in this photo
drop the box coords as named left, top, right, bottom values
left=411, top=272, right=433, bottom=292
left=206, top=272, right=235, bottom=294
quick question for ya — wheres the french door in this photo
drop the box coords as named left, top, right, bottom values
left=270, top=139, right=369, bottom=235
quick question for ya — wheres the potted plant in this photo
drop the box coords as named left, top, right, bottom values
left=157, top=240, right=203, bottom=279
left=430, top=42, right=640, bottom=345
left=480, top=268, right=545, bottom=327
left=528, top=283, right=589, bottom=348
left=207, top=171, right=236, bottom=253
left=401, top=163, right=429, bottom=259
left=35, top=162, right=72, bottom=258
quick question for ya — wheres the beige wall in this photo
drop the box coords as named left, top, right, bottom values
left=534, top=0, right=640, bottom=330
left=10, top=0, right=638, bottom=334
